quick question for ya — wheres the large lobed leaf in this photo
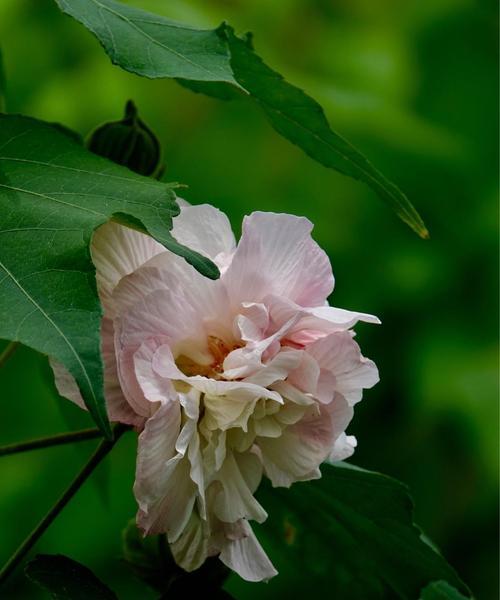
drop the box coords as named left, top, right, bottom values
left=0, top=114, right=217, bottom=437
left=54, top=0, right=429, bottom=239
left=226, top=464, right=470, bottom=599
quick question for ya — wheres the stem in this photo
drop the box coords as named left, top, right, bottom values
left=0, top=428, right=103, bottom=458
left=0, top=423, right=129, bottom=586
left=0, top=341, right=19, bottom=369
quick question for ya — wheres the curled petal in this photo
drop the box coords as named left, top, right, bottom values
left=219, top=520, right=278, bottom=582
left=307, top=332, right=379, bottom=405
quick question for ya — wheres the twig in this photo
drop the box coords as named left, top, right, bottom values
left=0, top=428, right=103, bottom=458
left=0, top=423, right=129, bottom=586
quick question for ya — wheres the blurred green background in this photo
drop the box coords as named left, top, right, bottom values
left=0, top=0, right=498, bottom=598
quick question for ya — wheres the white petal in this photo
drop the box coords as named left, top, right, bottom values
left=329, top=433, right=357, bottom=462
left=171, top=204, right=236, bottom=271
left=223, top=315, right=300, bottom=380
left=152, top=344, right=283, bottom=406
left=258, top=428, right=324, bottom=488
left=244, top=348, right=303, bottom=388
left=133, top=336, right=177, bottom=409
left=224, top=212, right=334, bottom=308
left=134, top=402, right=197, bottom=541
left=272, top=381, right=316, bottom=406
left=170, top=510, right=210, bottom=572
left=233, top=302, right=269, bottom=344
left=214, top=452, right=267, bottom=523
left=91, top=222, right=164, bottom=314
left=219, top=520, right=278, bottom=582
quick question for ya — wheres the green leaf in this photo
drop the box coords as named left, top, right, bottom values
left=122, top=519, right=170, bottom=592
left=0, top=47, right=6, bottom=112
left=0, top=114, right=218, bottom=437
left=420, top=581, right=470, bottom=600
left=54, top=0, right=428, bottom=238
left=55, top=0, right=239, bottom=85
left=25, top=554, right=118, bottom=599
left=227, top=463, right=470, bottom=599
left=222, top=26, right=429, bottom=239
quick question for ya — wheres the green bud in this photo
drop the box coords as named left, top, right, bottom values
left=87, top=100, right=162, bottom=177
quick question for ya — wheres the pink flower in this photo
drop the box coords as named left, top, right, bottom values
left=52, top=204, right=379, bottom=582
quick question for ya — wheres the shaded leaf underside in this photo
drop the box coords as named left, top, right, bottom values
left=25, top=554, right=118, bottom=599
left=226, top=464, right=470, bottom=600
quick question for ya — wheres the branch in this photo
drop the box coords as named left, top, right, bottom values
left=0, top=423, right=129, bottom=586
left=0, top=428, right=104, bottom=458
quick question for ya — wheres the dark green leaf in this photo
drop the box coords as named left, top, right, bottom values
left=176, top=78, right=243, bottom=101
left=55, top=0, right=239, bottom=85
left=25, top=554, right=118, bottom=599
left=0, top=115, right=218, bottom=436
left=122, top=519, right=170, bottom=592
left=0, top=47, right=6, bottom=112
left=54, top=0, right=428, bottom=238
left=222, top=26, right=429, bottom=239
left=420, top=580, right=470, bottom=600
left=227, top=464, right=470, bottom=599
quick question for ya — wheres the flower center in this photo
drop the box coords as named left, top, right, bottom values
left=176, top=336, right=240, bottom=379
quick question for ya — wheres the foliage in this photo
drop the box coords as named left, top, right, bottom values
left=0, top=114, right=216, bottom=435
left=227, top=464, right=469, bottom=599
left=25, top=554, right=118, bottom=599
left=0, top=0, right=496, bottom=598
left=55, top=0, right=428, bottom=238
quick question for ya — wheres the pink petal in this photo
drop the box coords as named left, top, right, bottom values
left=267, top=295, right=380, bottom=346
left=224, top=212, right=334, bottom=308
left=307, top=332, right=379, bottom=405
left=102, top=317, right=143, bottom=426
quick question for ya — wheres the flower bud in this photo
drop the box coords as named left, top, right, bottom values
left=87, top=100, right=162, bottom=177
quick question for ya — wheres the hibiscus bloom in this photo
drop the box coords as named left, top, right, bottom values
left=52, top=204, right=379, bottom=582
